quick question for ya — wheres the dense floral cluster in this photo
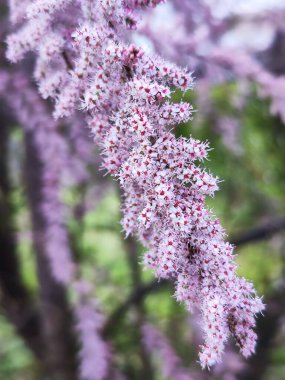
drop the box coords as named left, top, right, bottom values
left=7, top=0, right=264, bottom=369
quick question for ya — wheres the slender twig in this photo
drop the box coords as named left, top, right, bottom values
left=231, top=218, right=285, bottom=246
left=103, top=279, right=169, bottom=338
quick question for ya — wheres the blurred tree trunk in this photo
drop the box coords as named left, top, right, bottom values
left=24, top=130, right=78, bottom=380
left=0, top=109, right=43, bottom=359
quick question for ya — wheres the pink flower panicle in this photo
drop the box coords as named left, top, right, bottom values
left=73, top=281, right=110, bottom=380
left=7, top=0, right=264, bottom=368
left=144, top=1, right=285, bottom=125
left=0, top=71, right=74, bottom=284
left=142, top=323, right=193, bottom=380
left=210, top=48, right=285, bottom=124
left=0, top=71, right=109, bottom=380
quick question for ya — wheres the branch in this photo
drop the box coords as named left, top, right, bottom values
left=231, top=218, right=285, bottom=246
left=103, top=279, right=169, bottom=338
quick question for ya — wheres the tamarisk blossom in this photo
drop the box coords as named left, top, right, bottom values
left=142, top=323, right=193, bottom=380
left=216, top=117, right=242, bottom=155
left=209, top=48, right=285, bottom=123
left=73, top=280, right=110, bottom=380
left=0, top=71, right=74, bottom=284
left=66, top=116, right=95, bottom=185
left=141, top=0, right=285, bottom=142
left=7, top=0, right=264, bottom=368
left=0, top=70, right=110, bottom=380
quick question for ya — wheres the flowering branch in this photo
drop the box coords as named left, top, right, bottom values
left=6, top=0, right=264, bottom=369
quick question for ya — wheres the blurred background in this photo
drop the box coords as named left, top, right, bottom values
left=1, top=0, right=285, bottom=379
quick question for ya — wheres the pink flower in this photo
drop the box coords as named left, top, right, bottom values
left=6, top=0, right=264, bottom=368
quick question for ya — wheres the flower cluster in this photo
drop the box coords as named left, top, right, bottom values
left=142, top=323, right=193, bottom=380
left=7, top=0, right=264, bottom=368
left=0, top=70, right=109, bottom=380
left=0, top=71, right=74, bottom=284
left=73, top=281, right=110, bottom=380
left=142, top=0, right=285, bottom=152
